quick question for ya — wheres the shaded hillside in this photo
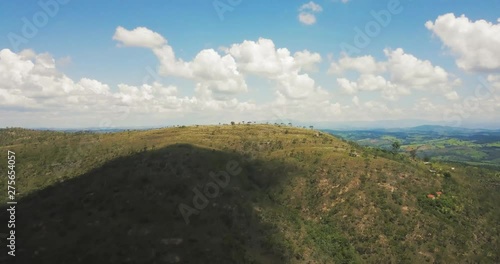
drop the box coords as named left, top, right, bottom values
left=0, top=125, right=499, bottom=263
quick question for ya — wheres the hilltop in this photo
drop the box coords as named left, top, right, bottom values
left=0, top=124, right=499, bottom=263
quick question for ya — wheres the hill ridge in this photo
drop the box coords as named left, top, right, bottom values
left=0, top=124, right=498, bottom=263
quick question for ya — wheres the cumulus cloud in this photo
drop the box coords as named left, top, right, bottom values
left=227, top=38, right=283, bottom=76
left=114, top=26, right=247, bottom=96
left=113, top=26, right=166, bottom=49
left=191, top=49, right=247, bottom=95
left=112, top=26, right=329, bottom=102
left=384, top=48, right=458, bottom=91
left=298, top=1, right=322, bottom=25
left=425, top=13, right=500, bottom=72
left=445, top=91, right=459, bottom=101
left=227, top=38, right=323, bottom=99
left=298, top=13, right=317, bottom=25
left=336, top=78, right=358, bottom=95
left=294, top=50, right=322, bottom=72
left=0, top=48, right=259, bottom=128
left=1, top=32, right=340, bottom=127
left=112, top=28, right=339, bottom=121
left=113, top=27, right=325, bottom=100
left=330, top=48, right=460, bottom=100
left=9, top=23, right=497, bottom=127
left=328, top=54, right=385, bottom=74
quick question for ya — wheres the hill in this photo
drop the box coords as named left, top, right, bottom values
left=0, top=125, right=499, bottom=263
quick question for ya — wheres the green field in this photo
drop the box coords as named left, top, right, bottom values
left=325, top=126, right=500, bottom=169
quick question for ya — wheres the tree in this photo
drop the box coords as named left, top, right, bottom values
left=309, top=125, right=314, bottom=129
left=391, top=141, right=401, bottom=154
left=230, top=121, right=235, bottom=125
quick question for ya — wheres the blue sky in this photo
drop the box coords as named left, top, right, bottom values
left=0, top=0, right=499, bottom=128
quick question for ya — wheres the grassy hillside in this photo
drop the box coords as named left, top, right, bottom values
left=0, top=125, right=499, bottom=263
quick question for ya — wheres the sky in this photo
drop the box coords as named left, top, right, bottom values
left=0, top=0, right=499, bottom=129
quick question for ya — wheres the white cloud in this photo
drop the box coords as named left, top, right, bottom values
left=228, top=38, right=282, bottom=76
left=113, top=28, right=324, bottom=100
left=487, top=74, right=500, bottom=91
left=425, top=13, right=500, bottom=72
left=0, top=49, right=113, bottom=111
left=294, top=50, right=322, bottom=72
left=152, top=45, right=193, bottom=78
left=77, top=78, right=110, bottom=95
left=445, top=91, right=459, bottom=101
left=300, top=1, right=323, bottom=12
left=191, top=49, right=247, bottom=95
left=227, top=38, right=323, bottom=99
left=298, top=1, right=322, bottom=25
left=1, top=34, right=339, bottom=127
left=328, top=54, right=385, bottom=74
left=275, top=72, right=315, bottom=99
left=352, top=95, right=360, bottom=106
left=113, top=26, right=166, bottom=49
left=357, top=74, right=390, bottom=91
left=111, top=28, right=339, bottom=120
left=5, top=25, right=498, bottom=128
left=114, top=26, right=247, bottom=97
left=337, top=78, right=358, bottom=94
left=0, top=48, right=257, bottom=128
left=298, top=12, right=317, bottom=25
left=384, top=48, right=457, bottom=91
left=331, top=48, right=460, bottom=100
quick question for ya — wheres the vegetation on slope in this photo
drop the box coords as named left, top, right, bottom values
left=0, top=125, right=499, bottom=263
